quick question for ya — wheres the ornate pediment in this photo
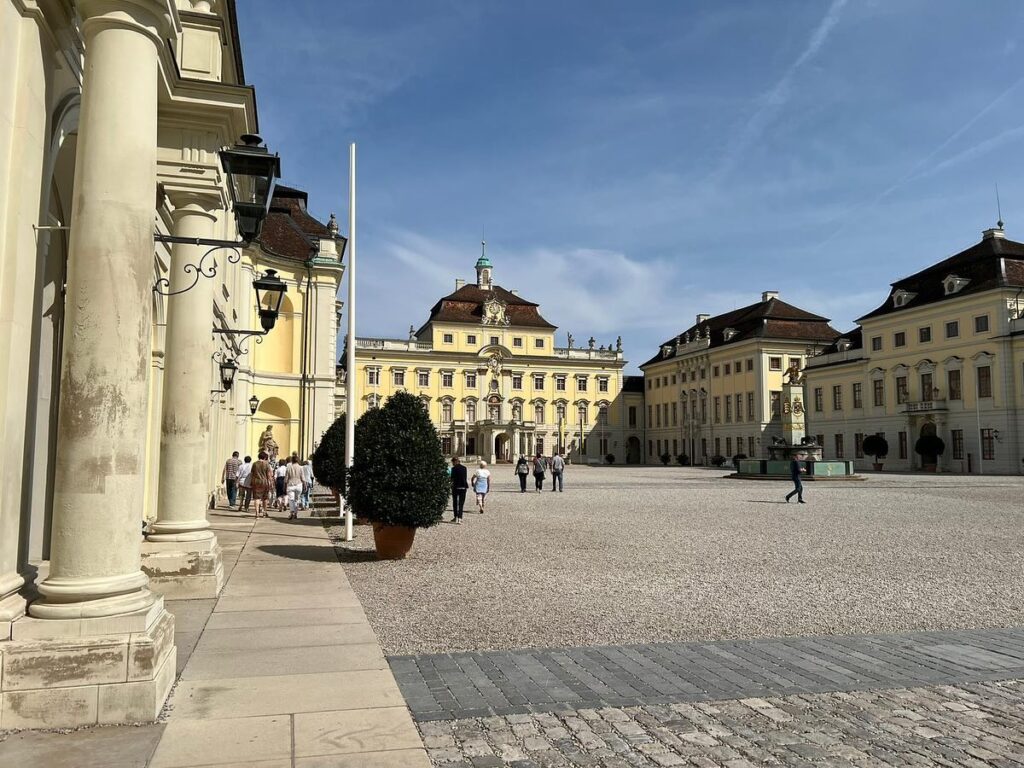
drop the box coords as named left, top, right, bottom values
left=481, top=297, right=510, bottom=326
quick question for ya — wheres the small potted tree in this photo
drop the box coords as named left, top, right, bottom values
left=914, top=433, right=945, bottom=473
left=659, top=451, right=671, bottom=466
left=676, top=453, right=690, bottom=466
left=311, top=414, right=346, bottom=504
left=346, top=391, right=449, bottom=559
left=862, top=434, right=888, bottom=471
left=605, top=453, right=615, bottom=464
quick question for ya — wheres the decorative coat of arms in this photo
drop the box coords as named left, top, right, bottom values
left=482, top=297, right=509, bottom=326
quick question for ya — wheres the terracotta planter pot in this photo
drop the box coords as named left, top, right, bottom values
left=372, top=524, right=416, bottom=559
left=872, top=463, right=883, bottom=471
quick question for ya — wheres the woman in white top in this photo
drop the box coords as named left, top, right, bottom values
left=274, top=461, right=288, bottom=511
left=470, top=460, right=491, bottom=514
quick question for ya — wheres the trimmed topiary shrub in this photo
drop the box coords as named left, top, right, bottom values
left=914, top=434, right=945, bottom=465
left=311, top=414, right=346, bottom=493
left=605, top=453, right=616, bottom=464
left=710, top=455, right=727, bottom=467
left=863, top=434, right=888, bottom=461
left=731, top=453, right=747, bottom=470
left=676, top=453, right=690, bottom=466
left=659, top=451, right=671, bottom=466
left=346, top=391, right=449, bottom=528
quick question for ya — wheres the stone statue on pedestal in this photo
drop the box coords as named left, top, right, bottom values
left=258, top=425, right=279, bottom=462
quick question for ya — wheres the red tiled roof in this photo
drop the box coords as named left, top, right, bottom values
left=420, top=283, right=556, bottom=332
left=257, top=185, right=339, bottom=262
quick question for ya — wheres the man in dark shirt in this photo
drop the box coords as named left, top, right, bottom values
left=450, top=457, right=469, bottom=524
left=785, top=453, right=807, bottom=504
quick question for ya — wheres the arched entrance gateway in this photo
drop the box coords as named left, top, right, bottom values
left=626, top=436, right=642, bottom=464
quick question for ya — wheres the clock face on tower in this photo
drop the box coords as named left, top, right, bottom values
left=482, top=298, right=509, bottom=326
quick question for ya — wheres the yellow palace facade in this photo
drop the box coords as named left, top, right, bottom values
left=340, top=251, right=641, bottom=464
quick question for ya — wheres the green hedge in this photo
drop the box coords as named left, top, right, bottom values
left=311, top=415, right=346, bottom=492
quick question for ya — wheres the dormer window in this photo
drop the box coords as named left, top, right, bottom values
left=723, top=327, right=737, bottom=341
left=943, top=274, right=970, bottom=296
left=892, top=289, right=917, bottom=308
left=661, top=345, right=672, bottom=358
left=836, top=338, right=852, bottom=352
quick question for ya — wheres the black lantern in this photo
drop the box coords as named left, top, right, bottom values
left=248, top=395, right=260, bottom=415
left=221, top=134, right=281, bottom=243
left=254, top=269, right=287, bottom=332
left=219, top=357, right=238, bottom=392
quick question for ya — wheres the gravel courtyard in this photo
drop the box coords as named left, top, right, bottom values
left=334, top=467, right=1024, bottom=656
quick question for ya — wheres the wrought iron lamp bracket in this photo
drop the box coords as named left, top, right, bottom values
left=213, top=328, right=265, bottom=356
left=153, top=236, right=246, bottom=297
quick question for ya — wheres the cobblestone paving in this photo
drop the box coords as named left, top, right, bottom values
left=390, top=627, right=1024, bottom=721
left=417, top=679, right=1024, bottom=767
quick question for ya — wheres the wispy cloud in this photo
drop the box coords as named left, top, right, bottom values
left=709, top=0, right=848, bottom=182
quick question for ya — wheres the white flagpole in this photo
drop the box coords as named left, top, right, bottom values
left=344, top=142, right=357, bottom=540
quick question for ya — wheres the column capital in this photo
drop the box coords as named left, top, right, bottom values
left=77, top=0, right=178, bottom=47
left=162, top=185, right=224, bottom=220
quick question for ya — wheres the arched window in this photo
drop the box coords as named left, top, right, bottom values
left=466, top=400, right=476, bottom=422
left=534, top=403, right=545, bottom=423
left=488, top=401, right=500, bottom=420
left=598, top=405, right=609, bottom=426
left=512, top=402, right=522, bottom=421
left=441, top=401, right=453, bottom=423
left=578, top=404, right=589, bottom=424
left=556, top=403, right=566, bottom=422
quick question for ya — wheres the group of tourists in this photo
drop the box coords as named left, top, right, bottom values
left=222, top=450, right=316, bottom=520
left=448, top=451, right=567, bottom=523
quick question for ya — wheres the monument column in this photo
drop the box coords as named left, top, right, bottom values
left=31, top=0, right=168, bottom=620
left=142, top=191, right=224, bottom=597
left=1, top=0, right=177, bottom=730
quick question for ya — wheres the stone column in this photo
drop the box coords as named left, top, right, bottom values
left=142, top=192, right=224, bottom=598
left=1, top=0, right=177, bottom=730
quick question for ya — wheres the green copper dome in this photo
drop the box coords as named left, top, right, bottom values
left=475, top=255, right=492, bottom=268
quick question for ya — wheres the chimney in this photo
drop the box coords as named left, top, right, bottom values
left=696, top=313, right=710, bottom=325
left=762, top=290, right=779, bottom=302
left=982, top=226, right=1006, bottom=240
left=510, top=289, right=519, bottom=296
left=455, top=278, right=465, bottom=290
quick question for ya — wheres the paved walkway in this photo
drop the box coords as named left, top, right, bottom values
left=0, top=507, right=429, bottom=768
left=391, top=627, right=1024, bottom=721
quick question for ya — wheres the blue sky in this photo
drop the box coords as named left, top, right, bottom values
left=239, top=0, right=1024, bottom=372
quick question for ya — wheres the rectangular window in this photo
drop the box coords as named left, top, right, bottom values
left=724, top=363, right=731, bottom=375
left=918, top=327, right=931, bottom=343
left=466, top=372, right=477, bottom=388
left=768, top=356, right=782, bottom=371
left=671, top=402, right=678, bottom=426
left=834, top=434, right=844, bottom=458
left=713, top=365, right=720, bottom=377
left=852, top=382, right=863, bottom=409
left=417, top=371, right=429, bottom=387
left=490, top=335, right=499, bottom=346
left=974, top=315, right=989, bottom=333
left=855, top=433, right=864, bottom=459
left=467, top=334, right=477, bottom=345
left=894, top=331, right=906, bottom=348
left=511, top=375, right=522, bottom=390
left=945, top=321, right=959, bottom=339
left=977, top=366, right=992, bottom=398
left=701, top=398, right=707, bottom=424
left=747, top=392, right=754, bottom=420
left=442, top=404, right=453, bottom=424
left=647, top=380, right=652, bottom=390
left=513, top=337, right=523, bottom=348
left=598, top=378, right=609, bottom=393
left=555, top=376, right=566, bottom=391
left=647, top=405, right=653, bottom=426
left=714, top=437, right=721, bottom=457
left=576, top=376, right=588, bottom=391
left=735, top=360, right=743, bottom=373
left=725, top=397, right=732, bottom=423
left=788, top=357, right=801, bottom=370
left=952, top=429, right=964, bottom=460
left=873, top=379, right=884, bottom=407
left=735, top=394, right=742, bottom=421
left=442, top=333, right=454, bottom=344
left=948, top=369, right=961, bottom=400
left=920, top=372, right=933, bottom=400
left=393, top=370, right=405, bottom=386
left=628, top=406, right=637, bottom=428
left=746, top=359, right=753, bottom=372
left=898, top=431, right=908, bottom=459
left=671, top=439, right=677, bottom=456
left=981, top=428, right=995, bottom=460
left=725, top=437, right=732, bottom=456
left=714, top=396, right=721, bottom=423
left=701, top=438, right=707, bottom=457
left=814, top=387, right=823, bottom=412
left=816, top=434, right=824, bottom=449
left=533, top=374, right=544, bottom=389
left=700, top=368, right=706, bottom=379
left=466, top=402, right=476, bottom=423
left=655, top=405, right=661, bottom=427
left=367, top=368, right=380, bottom=386
left=648, top=440, right=653, bottom=458
left=832, top=385, right=843, bottom=411
left=896, top=376, right=908, bottom=405
left=871, top=336, right=882, bottom=351
left=441, top=372, right=453, bottom=388
left=747, top=436, right=755, bottom=456
left=535, top=338, right=544, bottom=348
left=770, top=391, right=781, bottom=417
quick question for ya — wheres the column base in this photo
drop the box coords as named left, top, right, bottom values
left=0, top=591, right=27, bottom=640
left=141, top=537, right=224, bottom=599
left=1, top=599, right=175, bottom=729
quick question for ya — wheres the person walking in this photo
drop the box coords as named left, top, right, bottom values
left=531, top=452, right=547, bottom=492
left=514, top=455, right=529, bottom=492
left=471, top=460, right=491, bottom=513
left=551, top=451, right=565, bottom=492
left=285, top=456, right=305, bottom=519
left=451, top=457, right=468, bottom=523
left=301, top=459, right=314, bottom=512
left=250, top=452, right=273, bottom=518
left=785, top=453, right=807, bottom=503
left=274, top=459, right=288, bottom=511
left=236, top=455, right=253, bottom=513
left=222, top=451, right=241, bottom=508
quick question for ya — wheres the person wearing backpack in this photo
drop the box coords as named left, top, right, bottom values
left=514, top=455, right=530, bottom=493
left=531, top=452, right=547, bottom=492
